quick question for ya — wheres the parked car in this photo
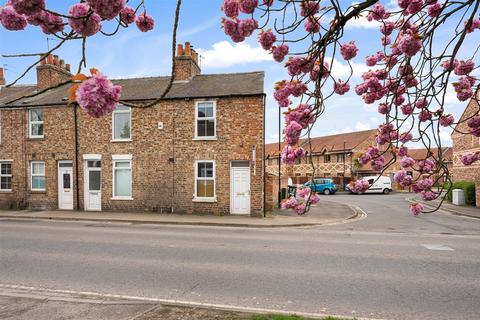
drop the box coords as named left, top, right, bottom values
left=347, top=175, right=393, bottom=194
left=304, top=178, right=337, bottom=195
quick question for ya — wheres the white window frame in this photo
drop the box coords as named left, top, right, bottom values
left=30, top=161, right=46, bottom=191
left=28, top=108, right=44, bottom=139
left=194, top=101, right=216, bottom=140
left=112, top=105, right=132, bottom=142
left=193, top=160, right=216, bottom=202
left=111, top=154, right=133, bottom=200
left=0, top=160, right=12, bottom=192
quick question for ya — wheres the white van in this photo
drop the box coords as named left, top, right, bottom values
left=347, top=175, right=393, bottom=194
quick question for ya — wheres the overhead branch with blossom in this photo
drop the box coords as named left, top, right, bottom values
left=220, top=0, right=480, bottom=215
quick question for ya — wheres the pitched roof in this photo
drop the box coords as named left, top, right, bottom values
left=0, top=71, right=264, bottom=108
left=0, top=85, right=37, bottom=105
left=265, top=129, right=377, bottom=157
left=407, top=147, right=453, bottom=161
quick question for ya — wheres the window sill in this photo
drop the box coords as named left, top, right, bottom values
left=30, top=190, right=46, bottom=194
left=111, top=197, right=133, bottom=201
left=192, top=137, right=217, bottom=141
left=111, top=139, right=132, bottom=143
left=27, top=137, right=45, bottom=141
left=192, top=197, right=217, bottom=203
left=0, top=190, right=13, bottom=193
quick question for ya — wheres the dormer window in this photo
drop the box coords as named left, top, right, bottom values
left=29, top=108, right=44, bottom=138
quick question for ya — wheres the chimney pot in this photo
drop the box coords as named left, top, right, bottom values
left=60, top=59, right=65, bottom=68
left=0, top=67, right=5, bottom=86
left=177, top=44, right=184, bottom=56
left=185, top=42, right=191, bottom=56
left=47, top=54, right=54, bottom=65
left=65, top=64, right=71, bottom=72
left=53, top=55, right=59, bottom=66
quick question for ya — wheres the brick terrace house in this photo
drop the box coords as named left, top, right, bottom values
left=265, top=129, right=378, bottom=187
left=0, top=43, right=265, bottom=216
left=451, top=90, right=480, bottom=206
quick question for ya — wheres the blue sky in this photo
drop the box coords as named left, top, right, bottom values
left=1, top=1, right=478, bottom=146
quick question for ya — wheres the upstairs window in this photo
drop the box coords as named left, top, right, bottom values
left=31, top=161, right=46, bottom=191
left=0, top=162, right=12, bottom=191
left=337, top=154, right=345, bottom=162
left=112, top=105, right=131, bottom=141
left=324, top=154, right=331, bottom=163
left=195, top=161, right=215, bottom=199
left=29, top=109, right=44, bottom=138
left=195, top=101, right=216, bottom=139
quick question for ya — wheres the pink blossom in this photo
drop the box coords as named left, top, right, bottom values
left=415, top=98, right=428, bottom=109
left=457, top=88, right=473, bottom=102
left=309, top=193, right=320, bottom=205
left=419, top=110, right=432, bottom=122
left=460, top=153, right=480, bottom=166
left=439, top=114, right=454, bottom=127
left=75, top=73, right=122, bottom=118
left=409, top=203, right=423, bottom=215
left=454, top=60, right=475, bottom=76
left=286, top=57, right=307, bottom=76
left=135, top=11, right=154, bottom=32
left=222, top=18, right=238, bottom=37
left=378, top=103, right=390, bottom=115
left=382, top=35, right=391, bottom=46
left=358, top=152, right=372, bottom=165
left=394, top=170, right=413, bottom=187
left=334, top=80, right=350, bottom=95
left=223, top=0, right=239, bottom=18
left=400, top=156, right=415, bottom=169
left=300, top=1, right=319, bottom=17
left=399, top=132, right=413, bottom=143
left=397, top=33, right=422, bottom=57
left=294, top=203, right=307, bottom=215
left=398, top=145, right=408, bottom=157
left=427, top=2, right=443, bottom=17
left=0, top=6, right=27, bottom=31
left=366, top=55, right=378, bottom=67
left=272, top=44, right=289, bottom=62
left=297, top=187, right=311, bottom=199
left=281, top=146, right=305, bottom=164
left=405, top=0, right=424, bottom=15
left=467, top=116, right=480, bottom=129
left=304, top=15, right=320, bottom=33
left=288, top=81, right=308, bottom=97
left=371, top=156, right=385, bottom=171
left=68, top=3, right=102, bottom=37
left=441, top=59, right=458, bottom=71
left=28, top=11, right=64, bottom=34
left=310, top=61, right=330, bottom=80
left=415, top=178, right=434, bottom=191
left=259, top=29, right=276, bottom=50
left=367, top=3, right=390, bottom=21
left=119, top=6, right=136, bottom=25
left=417, top=159, right=435, bottom=173
left=380, top=21, right=395, bottom=35
left=285, top=121, right=303, bottom=145
left=465, top=18, right=480, bottom=33
left=87, top=0, right=125, bottom=20
left=263, top=0, right=274, bottom=6
left=340, top=41, right=358, bottom=60
left=11, top=0, right=44, bottom=16
left=352, top=179, right=370, bottom=193
left=420, top=190, right=437, bottom=201
left=282, top=196, right=298, bottom=209
left=238, top=18, right=258, bottom=37
left=401, top=104, right=414, bottom=115
left=239, top=0, right=258, bottom=14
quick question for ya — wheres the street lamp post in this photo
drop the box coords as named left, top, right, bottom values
left=343, top=140, right=346, bottom=189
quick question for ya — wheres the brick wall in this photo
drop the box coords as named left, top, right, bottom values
left=0, top=95, right=265, bottom=215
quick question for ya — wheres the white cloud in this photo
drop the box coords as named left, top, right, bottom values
left=355, top=121, right=373, bottom=131
left=197, top=41, right=271, bottom=69
left=326, top=56, right=369, bottom=79
left=345, top=15, right=381, bottom=30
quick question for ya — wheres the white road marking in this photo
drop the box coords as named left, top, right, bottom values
left=0, top=283, right=385, bottom=320
left=421, top=244, right=455, bottom=251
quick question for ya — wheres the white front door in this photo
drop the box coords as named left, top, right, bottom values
left=84, top=160, right=102, bottom=211
left=230, top=164, right=251, bottom=215
left=58, top=161, right=73, bottom=210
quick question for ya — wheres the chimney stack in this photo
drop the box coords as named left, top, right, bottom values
left=0, top=67, right=5, bottom=87
left=174, top=42, right=201, bottom=81
left=36, top=54, right=72, bottom=91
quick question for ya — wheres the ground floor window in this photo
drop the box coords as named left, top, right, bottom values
left=195, top=161, right=215, bottom=199
left=0, top=162, right=12, bottom=191
left=31, top=161, right=46, bottom=191
left=112, top=156, right=132, bottom=199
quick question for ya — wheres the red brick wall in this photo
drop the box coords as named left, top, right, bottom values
left=0, top=95, right=265, bottom=215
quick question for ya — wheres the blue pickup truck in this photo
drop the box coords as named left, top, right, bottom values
left=304, top=178, right=337, bottom=195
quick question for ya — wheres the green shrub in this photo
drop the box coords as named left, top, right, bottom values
left=446, top=181, right=476, bottom=205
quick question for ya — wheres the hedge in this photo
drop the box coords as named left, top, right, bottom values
left=446, top=181, right=476, bottom=206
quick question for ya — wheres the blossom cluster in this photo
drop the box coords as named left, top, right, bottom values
left=282, top=186, right=320, bottom=215
left=0, top=0, right=154, bottom=35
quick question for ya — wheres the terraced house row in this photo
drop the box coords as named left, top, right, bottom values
left=0, top=42, right=265, bottom=216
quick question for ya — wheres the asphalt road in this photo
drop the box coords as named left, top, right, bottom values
left=1, top=194, right=479, bottom=320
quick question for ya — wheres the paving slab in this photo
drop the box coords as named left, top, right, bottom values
left=407, top=196, right=480, bottom=219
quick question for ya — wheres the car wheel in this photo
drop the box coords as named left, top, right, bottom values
left=383, top=188, right=390, bottom=195
left=324, top=189, right=331, bottom=195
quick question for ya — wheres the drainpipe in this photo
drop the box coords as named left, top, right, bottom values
left=73, top=104, right=80, bottom=210
left=262, top=93, right=266, bottom=217
left=277, top=100, right=281, bottom=208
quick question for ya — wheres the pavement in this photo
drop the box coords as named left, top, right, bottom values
left=407, top=196, right=480, bottom=219
left=0, top=200, right=360, bottom=228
